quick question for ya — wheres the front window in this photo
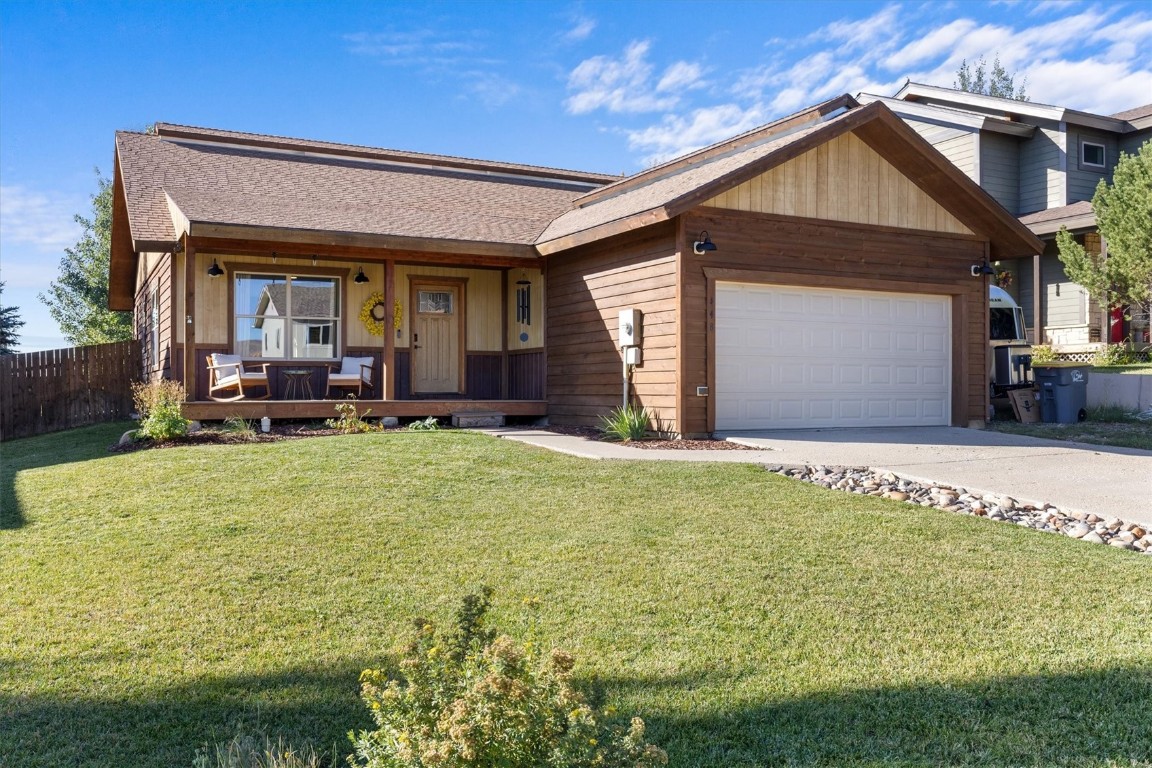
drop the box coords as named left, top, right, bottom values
left=234, top=273, right=340, bottom=359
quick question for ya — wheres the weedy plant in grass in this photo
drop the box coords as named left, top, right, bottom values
left=192, top=727, right=329, bottom=768
left=1092, top=342, right=1138, bottom=367
left=350, top=588, right=667, bottom=768
left=220, top=416, right=258, bottom=441
left=326, top=400, right=380, bottom=434
left=132, top=379, right=190, bottom=440
left=599, top=405, right=651, bottom=442
left=406, top=416, right=440, bottom=431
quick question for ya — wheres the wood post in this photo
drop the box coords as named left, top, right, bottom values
left=383, top=259, right=396, bottom=400
left=183, top=240, right=197, bottom=401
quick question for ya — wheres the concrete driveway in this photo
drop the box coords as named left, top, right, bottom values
left=720, top=427, right=1152, bottom=528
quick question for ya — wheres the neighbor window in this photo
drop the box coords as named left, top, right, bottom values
left=1081, top=142, right=1105, bottom=169
left=234, top=273, right=340, bottom=359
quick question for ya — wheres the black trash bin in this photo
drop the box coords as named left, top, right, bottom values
left=1032, top=363, right=1090, bottom=423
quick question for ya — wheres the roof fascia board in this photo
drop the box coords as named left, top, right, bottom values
left=186, top=221, right=537, bottom=259
left=895, top=82, right=1125, bottom=132
left=108, top=150, right=140, bottom=311
left=154, top=124, right=617, bottom=186
left=1025, top=214, right=1097, bottom=236
left=164, top=192, right=190, bottom=241
left=535, top=207, right=671, bottom=256
left=858, top=93, right=1034, bottom=136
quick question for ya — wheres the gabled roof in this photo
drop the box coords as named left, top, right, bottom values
left=1111, top=104, right=1152, bottom=131
left=856, top=93, right=1035, bottom=137
left=537, top=99, right=1043, bottom=260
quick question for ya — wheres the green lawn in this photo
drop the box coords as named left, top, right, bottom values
left=989, top=405, right=1152, bottom=450
left=2, top=423, right=1151, bottom=767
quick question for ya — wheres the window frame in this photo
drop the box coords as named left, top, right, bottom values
left=230, top=268, right=346, bottom=362
left=1081, top=141, right=1106, bottom=170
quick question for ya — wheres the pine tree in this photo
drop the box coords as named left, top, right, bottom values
left=0, top=282, right=26, bottom=355
left=954, top=55, right=1029, bottom=101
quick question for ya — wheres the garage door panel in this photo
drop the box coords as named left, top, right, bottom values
left=716, top=283, right=951, bottom=429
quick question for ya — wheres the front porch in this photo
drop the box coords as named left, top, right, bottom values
left=183, top=398, right=547, bottom=422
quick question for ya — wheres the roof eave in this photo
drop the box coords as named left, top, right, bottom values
left=1024, top=213, right=1097, bottom=237
left=108, top=150, right=140, bottom=312
left=535, top=208, right=672, bottom=256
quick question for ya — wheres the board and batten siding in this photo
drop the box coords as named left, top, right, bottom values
left=679, top=208, right=988, bottom=436
left=979, top=132, right=1020, bottom=215
left=1018, top=122, right=1065, bottom=215
left=394, top=264, right=504, bottom=352
left=705, top=131, right=973, bottom=235
left=1042, top=253, right=1087, bottom=331
left=546, top=222, right=679, bottom=429
left=1065, top=127, right=1116, bottom=203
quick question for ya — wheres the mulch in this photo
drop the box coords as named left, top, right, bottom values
left=112, top=422, right=752, bottom=452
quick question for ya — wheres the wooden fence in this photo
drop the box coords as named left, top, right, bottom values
left=1, top=341, right=141, bottom=441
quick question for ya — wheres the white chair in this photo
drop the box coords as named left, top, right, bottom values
left=326, top=356, right=374, bottom=398
left=206, top=354, right=271, bottom=401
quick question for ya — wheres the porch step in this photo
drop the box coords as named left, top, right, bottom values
left=451, top=411, right=505, bottom=428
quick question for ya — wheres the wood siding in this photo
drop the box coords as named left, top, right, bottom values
left=903, top=119, right=977, bottom=179
left=979, top=132, right=1020, bottom=215
left=134, top=251, right=175, bottom=381
left=395, top=264, right=504, bottom=351
left=1018, top=122, right=1064, bottom=215
left=704, top=132, right=973, bottom=236
left=546, top=222, right=679, bottom=429
left=506, top=267, right=544, bottom=349
left=1043, top=252, right=1087, bottom=331
left=508, top=349, right=545, bottom=400
left=1066, top=127, right=1116, bottom=203
left=679, top=208, right=988, bottom=436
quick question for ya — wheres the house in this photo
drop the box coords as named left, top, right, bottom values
left=108, top=96, right=1042, bottom=436
left=858, top=83, right=1152, bottom=348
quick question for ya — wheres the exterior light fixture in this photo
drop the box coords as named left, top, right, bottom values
left=354, top=266, right=370, bottom=284
left=970, top=260, right=996, bottom=278
left=693, top=230, right=718, bottom=255
left=207, top=259, right=224, bottom=278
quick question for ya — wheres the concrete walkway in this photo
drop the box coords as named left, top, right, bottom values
left=480, top=426, right=1152, bottom=528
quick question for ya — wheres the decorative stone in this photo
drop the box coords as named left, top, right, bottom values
left=884, top=491, right=910, bottom=501
left=1082, top=532, right=1106, bottom=544
left=1063, top=523, right=1091, bottom=539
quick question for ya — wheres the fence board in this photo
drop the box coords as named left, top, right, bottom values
left=0, top=341, right=141, bottom=441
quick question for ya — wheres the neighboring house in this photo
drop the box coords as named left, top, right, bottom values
left=109, top=96, right=1041, bottom=435
left=859, top=82, right=1152, bottom=348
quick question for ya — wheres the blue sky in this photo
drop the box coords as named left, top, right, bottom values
left=2, top=0, right=1150, bottom=351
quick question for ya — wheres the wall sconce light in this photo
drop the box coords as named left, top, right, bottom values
left=970, top=260, right=995, bottom=278
left=693, top=230, right=718, bottom=255
left=207, top=259, right=224, bottom=278
left=354, top=266, right=370, bottom=284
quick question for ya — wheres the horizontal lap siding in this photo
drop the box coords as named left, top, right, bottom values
left=680, top=208, right=988, bottom=436
left=979, top=133, right=1020, bottom=215
left=547, top=223, right=679, bottom=428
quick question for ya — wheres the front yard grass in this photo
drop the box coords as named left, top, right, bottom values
left=2, top=423, right=1150, bottom=767
left=988, top=405, right=1152, bottom=450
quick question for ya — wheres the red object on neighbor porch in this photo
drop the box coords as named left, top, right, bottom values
left=1110, top=307, right=1125, bottom=343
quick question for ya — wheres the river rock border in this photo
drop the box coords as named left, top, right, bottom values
left=765, top=465, right=1150, bottom=555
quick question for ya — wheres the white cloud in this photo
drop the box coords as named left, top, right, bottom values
left=566, top=40, right=689, bottom=114
left=626, top=103, right=767, bottom=166
left=343, top=29, right=498, bottom=68
left=656, top=61, right=706, bottom=93
left=884, top=19, right=977, bottom=71
left=466, top=72, right=522, bottom=108
left=0, top=185, right=82, bottom=254
left=563, top=16, right=596, bottom=43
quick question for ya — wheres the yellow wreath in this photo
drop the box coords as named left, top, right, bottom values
left=359, top=291, right=388, bottom=336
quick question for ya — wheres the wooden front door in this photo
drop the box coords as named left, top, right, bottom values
left=411, top=282, right=464, bottom=394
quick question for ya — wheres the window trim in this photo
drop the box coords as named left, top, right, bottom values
left=1081, top=141, right=1106, bottom=170
left=223, top=261, right=351, bottom=361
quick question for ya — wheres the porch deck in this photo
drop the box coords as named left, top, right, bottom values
left=182, top=399, right=547, bottom=422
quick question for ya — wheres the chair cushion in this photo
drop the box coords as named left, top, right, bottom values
left=328, top=373, right=362, bottom=385
left=211, top=353, right=242, bottom=380
left=341, top=356, right=374, bottom=383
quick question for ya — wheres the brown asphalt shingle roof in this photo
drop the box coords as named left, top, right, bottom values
left=116, top=129, right=612, bottom=247
left=1110, top=104, right=1152, bottom=122
left=1018, top=200, right=1094, bottom=225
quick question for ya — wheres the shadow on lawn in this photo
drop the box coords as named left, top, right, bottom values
left=0, top=421, right=131, bottom=530
left=4, top=663, right=1150, bottom=767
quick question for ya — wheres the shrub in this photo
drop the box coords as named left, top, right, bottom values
left=1029, top=345, right=1057, bottom=364
left=1092, top=343, right=1137, bottom=367
left=132, top=379, right=190, bottom=440
left=599, top=405, right=651, bottom=442
left=349, top=588, right=667, bottom=768
left=192, top=728, right=327, bottom=768
left=406, top=416, right=440, bottom=431
left=326, top=400, right=380, bottom=434
left=220, top=416, right=257, bottom=441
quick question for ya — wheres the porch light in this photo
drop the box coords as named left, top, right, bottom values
left=207, top=259, right=224, bottom=278
left=970, top=260, right=995, bottom=278
left=693, top=231, right=718, bottom=255
left=354, top=266, right=370, bottom=284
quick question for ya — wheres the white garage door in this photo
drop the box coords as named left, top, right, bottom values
left=715, top=283, right=951, bottom=430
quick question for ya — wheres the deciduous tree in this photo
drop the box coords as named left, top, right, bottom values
left=39, top=172, right=133, bottom=345
left=1056, top=140, right=1152, bottom=323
